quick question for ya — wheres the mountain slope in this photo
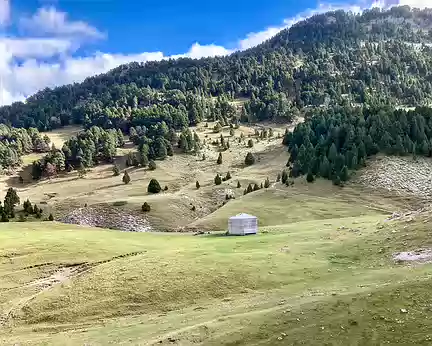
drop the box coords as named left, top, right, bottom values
left=2, top=6, right=432, bottom=130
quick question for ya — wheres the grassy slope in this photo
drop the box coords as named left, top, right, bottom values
left=2, top=198, right=432, bottom=345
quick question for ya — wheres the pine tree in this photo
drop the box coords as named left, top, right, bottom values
left=253, top=183, right=260, bottom=191
left=237, top=181, right=241, bottom=188
left=319, top=156, right=330, bottom=178
left=122, top=171, right=131, bottom=184
left=225, top=171, right=232, bottom=180
left=245, top=152, right=255, bottom=166
left=264, top=177, right=270, bottom=188
left=148, top=179, right=162, bottom=193
left=214, top=174, right=222, bottom=185
left=276, top=173, right=281, bottom=182
left=247, top=184, right=253, bottom=194
left=112, top=164, right=120, bottom=176
left=48, top=213, right=54, bottom=221
left=196, top=181, right=200, bottom=189
left=247, top=139, right=254, bottom=148
left=217, top=152, right=223, bottom=164
left=340, top=166, right=349, bottom=182
left=306, top=172, right=315, bottom=183
left=139, top=151, right=149, bottom=167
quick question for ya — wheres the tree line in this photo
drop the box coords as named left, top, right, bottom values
left=284, top=105, right=432, bottom=183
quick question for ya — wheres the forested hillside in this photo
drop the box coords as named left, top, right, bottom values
left=1, top=6, right=432, bottom=131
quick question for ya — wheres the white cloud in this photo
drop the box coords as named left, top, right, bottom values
left=20, top=7, right=104, bottom=39
left=0, top=0, right=10, bottom=26
left=1, top=0, right=432, bottom=106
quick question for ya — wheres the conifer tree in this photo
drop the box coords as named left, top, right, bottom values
left=237, top=181, right=241, bottom=188
left=142, top=202, right=151, bottom=212
left=214, top=174, right=222, bottom=185
left=148, top=160, right=157, bottom=170
left=148, top=179, right=162, bottom=193
left=196, top=181, right=200, bottom=189
left=217, top=152, right=223, bottom=164
left=264, top=177, right=270, bottom=188
left=122, top=171, right=131, bottom=184
left=112, top=164, right=120, bottom=176
left=245, top=152, right=255, bottom=166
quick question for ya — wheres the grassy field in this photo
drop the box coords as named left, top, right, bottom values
left=1, top=206, right=432, bottom=345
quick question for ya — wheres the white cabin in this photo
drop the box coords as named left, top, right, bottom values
left=228, top=213, right=258, bottom=236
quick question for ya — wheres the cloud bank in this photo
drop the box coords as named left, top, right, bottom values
left=0, top=0, right=430, bottom=106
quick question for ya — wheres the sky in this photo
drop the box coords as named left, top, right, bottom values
left=0, top=0, right=429, bottom=105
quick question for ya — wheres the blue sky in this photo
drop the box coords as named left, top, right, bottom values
left=0, top=0, right=425, bottom=105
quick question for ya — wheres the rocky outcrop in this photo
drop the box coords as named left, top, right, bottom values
left=355, top=156, right=432, bottom=198
left=62, top=206, right=152, bottom=232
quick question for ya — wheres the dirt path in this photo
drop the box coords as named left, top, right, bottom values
left=0, top=251, right=146, bottom=326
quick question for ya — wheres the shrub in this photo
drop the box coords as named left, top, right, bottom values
left=148, top=179, right=162, bottom=193
left=196, top=181, right=200, bottom=189
left=164, top=185, right=169, bottom=191
left=247, top=139, right=254, bottom=148
left=276, top=173, right=281, bottom=182
left=306, top=172, right=315, bottom=183
left=112, top=164, right=120, bottom=176
left=264, top=177, right=270, bottom=188
left=213, top=122, right=222, bottom=133
left=142, top=202, right=151, bottom=212
left=237, top=181, right=241, bottom=188
left=333, top=175, right=341, bottom=186
left=245, top=152, right=255, bottom=166
left=191, top=205, right=196, bottom=211
left=48, top=213, right=54, bottom=221
left=214, top=174, right=222, bottom=185
left=148, top=160, right=157, bottom=170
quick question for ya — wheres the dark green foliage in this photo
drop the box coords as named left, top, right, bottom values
left=148, top=160, right=157, bottom=170
left=306, top=172, right=315, bottom=183
left=247, top=139, right=254, bottom=148
left=285, top=105, right=432, bottom=182
left=191, top=205, right=196, bottom=211
left=260, top=182, right=263, bottom=189
left=142, top=202, right=151, bottom=212
left=148, top=179, right=162, bottom=193
left=237, top=181, right=241, bottom=188
left=164, top=185, right=168, bottom=191
left=19, top=214, right=26, bottom=222
left=112, top=164, right=120, bottom=176
left=196, top=181, right=200, bottom=189
left=276, top=173, right=281, bottom=182
left=253, top=184, right=260, bottom=191
left=213, top=122, right=222, bottom=133
left=340, top=166, right=349, bottom=182
left=264, top=177, right=270, bottom=188
left=122, top=171, right=131, bottom=184
left=23, top=199, right=33, bottom=214
left=48, top=213, right=54, bottom=221
left=217, top=152, right=223, bottom=165
left=225, top=171, right=232, bottom=180
left=246, top=184, right=253, bottom=194
left=333, top=175, right=342, bottom=186
left=245, top=152, right=255, bottom=166
left=214, top=174, right=222, bottom=185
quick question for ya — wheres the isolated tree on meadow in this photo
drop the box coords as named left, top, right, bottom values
left=196, top=181, right=201, bottom=189
left=247, top=139, right=254, bottom=148
left=225, top=171, right=232, bottom=180
left=306, top=172, right=315, bottom=183
left=48, top=213, right=54, bottom=221
left=237, top=181, right=241, bottom=188
left=264, top=177, right=270, bottom=188
left=245, top=152, right=255, bottom=166
left=214, top=174, right=222, bottom=185
left=148, top=179, right=162, bottom=193
left=253, top=183, right=260, bottom=191
left=217, top=152, right=223, bottom=164
left=122, top=171, right=131, bottom=185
